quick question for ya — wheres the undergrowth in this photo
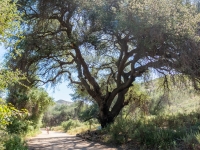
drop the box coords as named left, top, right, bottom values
left=4, top=135, right=28, bottom=150
left=101, top=111, right=200, bottom=149
left=61, top=119, right=99, bottom=134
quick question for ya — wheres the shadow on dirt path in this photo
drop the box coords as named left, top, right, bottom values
left=27, top=129, right=121, bottom=150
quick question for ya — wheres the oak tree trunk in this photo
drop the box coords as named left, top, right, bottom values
left=98, top=111, right=114, bottom=128
left=97, top=101, right=124, bottom=128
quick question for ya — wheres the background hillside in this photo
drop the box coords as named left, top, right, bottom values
left=56, top=99, right=73, bottom=105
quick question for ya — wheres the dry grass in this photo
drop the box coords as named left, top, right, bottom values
left=51, top=126, right=64, bottom=132
left=67, top=124, right=100, bottom=135
left=51, top=124, right=100, bottom=135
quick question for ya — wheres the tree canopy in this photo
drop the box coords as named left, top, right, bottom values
left=0, top=0, right=26, bottom=130
left=0, top=0, right=21, bottom=42
left=8, top=0, right=200, bottom=127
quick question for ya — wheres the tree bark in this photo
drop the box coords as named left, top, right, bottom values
left=97, top=99, right=124, bottom=128
left=98, top=110, right=114, bottom=128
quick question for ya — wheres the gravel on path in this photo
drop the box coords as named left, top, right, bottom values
left=27, top=129, right=121, bottom=150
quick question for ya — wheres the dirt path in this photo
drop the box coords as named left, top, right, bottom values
left=27, top=129, right=120, bottom=150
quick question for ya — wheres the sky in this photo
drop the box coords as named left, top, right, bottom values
left=0, top=45, right=73, bottom=101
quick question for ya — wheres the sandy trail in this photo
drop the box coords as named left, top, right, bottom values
left=27, top=129, right=120, bottom=150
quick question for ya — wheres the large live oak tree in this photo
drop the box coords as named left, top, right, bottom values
left=8, top=0, right=200, bottom=127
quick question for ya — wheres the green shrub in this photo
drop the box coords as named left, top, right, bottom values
left=107, top=119, right=180, bottom=149
left=6, top=118, right=30, bottom=134
left=182, top=131, right=200, bottom=150
left=133, top=124, right=180, bottom=149
left=25, top=125, right=41, bottom=137
left=0, top=130, right=8, bottom=150
left=106, top=118, right=134, bottom=144
left=104, top=116, right=188, bottom=149
left=4, top=135, right=28, bottom=150
left=61, top=119, right=82, bottom=132
left=52, top=126, right=63, bottom=131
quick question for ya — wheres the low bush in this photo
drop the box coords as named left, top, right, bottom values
left=105, top=118, right=180, bottom=148
left=181, top=131, right=200, bottom=150
left=0, top=130, right=8, bottom=150
left=67, top=123, right=99, bottom=135
left=6, top=118, right=30, bottom=134
left=103, top=112, right=200, bottom=149
left=61, top=119, right=82, bottom=132
left=25, top=126, right=41, bottom=138
left=4, top=135, right=28, bottom=150
left=105, top=118, right=134, bottom=144
left=51, top=126, right=63, bottom=131
left=133, top=125, right=181, bottom=149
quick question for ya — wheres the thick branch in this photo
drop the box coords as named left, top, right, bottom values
left=74, top=47, right=101, bottom=95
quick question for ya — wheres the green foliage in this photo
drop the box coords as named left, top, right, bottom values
left=135, top=126, right=179, bottom=149
left=0, top=67, right=27, bottom=131
left=142, top=76, right=200, bottom=115
left=28, top=88, right=54, bottom=124
left=103, top=111, right=200, bottom=149
left=0, top=101, right=13, bottom=129
left=1, top=85, right=53, bottom=149
left=11, top=0, right=200, bottom=127
left=43, top=101, right=98, bottom=127
left=43, top=103, right=75, bottom=127
left=7, top=87, right=54, bottom=129
left=43, top=101, right=100, bottom=134
left=124, top=83, right=150, bottom=116
left=6, top=118, right=30, bottom=134
left=0, top=1, right=28, bottom=149
left=106, top=118, right=133, bottom=144
left=61, top=119, right=82, bottom=132
left=0, top=100, right=28, bottom=130
left=0, top=69, right=26, bottom=90
left=0, top=0, right=21, bottom=36
left=4, top=135, right=28, bottom=150
left=0, top=68, right=28, bottom=150
left=182, top=131, right=200, bottom=149
left=79, top=103, right=99, bottom=121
